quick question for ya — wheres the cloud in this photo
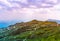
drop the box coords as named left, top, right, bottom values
left=0, top=0, right=59, bottom=10
left=0, top=8, right=50, bottom=22
left=0, top=0, right=60, bottom=27
left=0, top=0, right=12, bottom=7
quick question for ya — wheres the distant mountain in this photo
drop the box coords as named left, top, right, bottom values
left=48, top=19, right=60, bottom=24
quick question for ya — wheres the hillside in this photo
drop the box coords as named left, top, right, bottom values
left=0, top=20, right=60, bottom=41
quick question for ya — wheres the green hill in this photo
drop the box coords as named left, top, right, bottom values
left=0, top=20, right=60, bottom=41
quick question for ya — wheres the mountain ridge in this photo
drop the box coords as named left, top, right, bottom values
left=0, top=20, right=60, bottom=41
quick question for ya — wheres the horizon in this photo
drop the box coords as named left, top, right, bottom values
left=0, top=0, right=60, bottom=28
left=0, top=19, right=60, bottom=28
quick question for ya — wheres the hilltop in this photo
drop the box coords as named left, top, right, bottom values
left=0, top=20, right=60, bottom=41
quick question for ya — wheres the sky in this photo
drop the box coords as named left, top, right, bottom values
left=0, top=0, right=60, bottom=27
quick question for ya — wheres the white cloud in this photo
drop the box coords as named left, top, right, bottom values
left=9, top=0, right=28, bottom=4
left=0, top=0, right=12, bottom=7
left=47, top=0, right=58, bottom=3
left=0, top=0, right=58, bottom=10
left=0, top=8, right=48, bottom=22
left=0, top=6, right=3, bottom=9
left=0, top=0, right=60, bottom=22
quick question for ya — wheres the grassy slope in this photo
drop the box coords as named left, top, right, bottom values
left=0, top=20, right=60, bottom=41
